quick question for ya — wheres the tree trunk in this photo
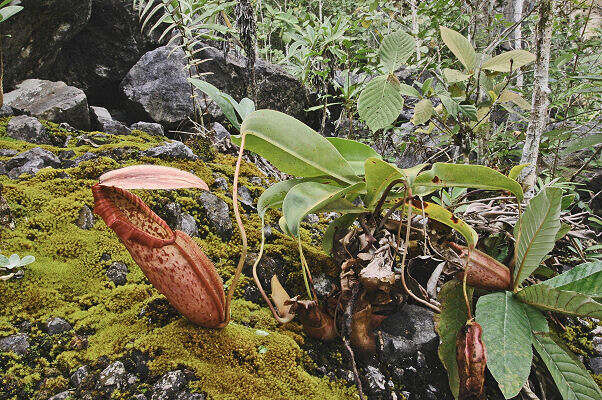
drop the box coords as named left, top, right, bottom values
left=236, top=0, right=258, bottom=104
left=513, top=0, right=525, bottom=88
left=409, top=0, right=420, bottom=61
left=519, top=0, right=555, bottom=189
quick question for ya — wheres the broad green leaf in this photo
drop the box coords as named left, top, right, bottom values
left=414, top=163, right=524, bottom=201
left=562, top=134, right=602, bottom=154
left=411, top=98, right=434, bottom=125
left=398, top=83, right=420, bottom=97
left=439, top=95, right=459, bottom=117
left=0, top=5, right=23, bottom=22
left=542, top=261, right=602, bottom=297
left=358, top=75, right=404, bottom=132
left=475, top=292, right=533, bottom=399
left=514, top=187, right=562, bottom=288
left=18, top=255, right=35, bottom=266
left=523, top=303, right=549, bottom=334
left=440, top=26, right=476, bottom=71
left=257, top=179, right=306, bottom=219
left=532, top=333, right=602, bottom=400
left=407, top=200, right=478, bottom=248
left=282, top=182, right=365, bottom=237
left=508, top=164, right=529, bottom=180
left=434, top=280, right=473, bottom=399
left=322, top=213, right=358, bottom=255
left=0, top=254, right=8, bottom=267
left=237, top=98, right=256, bottom=120
left=364, top=157, right=428, bottom=206
left=443, top=68, right=471, bottom=83
left=458, top=104, right=477, bottom=120
left=379, top=30, right=414, bottom=72
left=189, top=78, right=240, bottom=130
left=278, top=215, right=292, bottom=236
left=482, top=50, right=536, bottom=73
left=235, top=110, right=359, bottom=184
left=498, top=90, right=531, bottom=110
left=326, top=137, right=381, bottom=176
left=516, top=284, right=602, bottom=319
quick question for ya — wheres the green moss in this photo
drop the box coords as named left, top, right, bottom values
left=0, top=119, right=355, bottom=399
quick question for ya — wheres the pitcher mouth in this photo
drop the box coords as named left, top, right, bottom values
left=92, top=184, right=176, bottom=248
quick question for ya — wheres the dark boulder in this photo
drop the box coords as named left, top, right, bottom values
left=5, top=147, right=61, bottom=179
left=6, top=115, right=50, bottom=144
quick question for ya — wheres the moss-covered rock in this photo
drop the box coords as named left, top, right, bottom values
left=0, top=118, right=353, bottom=400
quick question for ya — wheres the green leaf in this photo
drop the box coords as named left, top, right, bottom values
left=411, top=98, right=434, bottom=125
left=443, top=68, right=471, bottom=83
left=235, top=110, right=359, bottom=184
left=326, top=137, right=381, bottom=176
left=516, top=284, right=602, bottom=319
left=498, top=90, right=531, bottom=110
left=514, top=187, right=562, bottom=288
left=414, top=163, right=524, bottom=201
left=475, top=292, right=533, bottom=399
left=440, top=26, right=476, bottom=72
left=532, top=333, right=602, bottom=400
left=0, top=254, right=8, bottom=267
left=523, top=303, right=549, bottom=334
left=508, top=164, right=529, bottom=180
left=439, top=95, right=459, bottom=117
left=189, top=78, right=240, bottom=130
left=398, top=83, right=421, bottom=97
left=562, top=134, right=602, bottom=154
left=407, top=200, right=478, bottom=248
left=282, top=182, right=365, bottom=237
left=482, top=50, right=536, bottom=73
left=458, top=104, right=477, bottom=120
left=434, top=280, right=473, bottom=399
left=18, top=255, right=35, bottom=267
left=257, top=179, right=306, bottom=219
left=542, top=261, right=602, bottom=297
left=322, top=213, right=358, bottom=255
left=0, top=5, right=23, bottom=22
left=379, top=30, right=415, bottom=72
left=358, top=75, right=404, bottom=132
left=364, top=157, right=427, bottom=207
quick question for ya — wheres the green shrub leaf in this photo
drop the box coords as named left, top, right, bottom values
left=475, top=292, right=533, bottom=399
left=414, top=163, right=524, bottom=201
left=326, top=137, right=381, bottom=176
left=443, top=68, right=471, bottom=83
left=235, top=110, right=359, bottom=184
left=407, top=201, right=478, bottom=248
left=398, top=83, right=421, bottom=97
left=482, top=50, right=536, bottom=73
left=282, top=182, right=365, bottom=237
left=516, top=284, right=602, bottom=319
left=358, top=75, right=404, bottom=132
left=532, top=333, right=602, bottom=400
left=322, top=214, right=358, bottom=255
left=434, top=280, right=473, bottom=399
left=542, top=261, right=602, bottom=297
left=440, top=26, right=476, bottom=72
left=189, top=78, right=241, bottom=130
left=364, top=157, right=428, bottom=206
left=379, top=30, right=415, bottom=73
left=514, top=187, right=562, bottom=288
left=257, top=179, right=306, bottom=219
left=0, top=5, right=23, bottom=22
left=411, top=98, right=434, bottom=125
left=508, top=164, right=529, bottom=180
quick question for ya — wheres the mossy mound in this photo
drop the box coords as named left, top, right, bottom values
left=0, top=118, right=355, bottom=400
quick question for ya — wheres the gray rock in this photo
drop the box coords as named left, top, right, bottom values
left=47, top=391, right=74, bottom=400
left=211, top=122, right=230, bottom=143
left=248, top=176, right=263, bottom=187
left=0, top=149, right=18, bottom=157
left=0, top=333, right=30, bottom=355
left=312, top=274, right=336, bottom=300
left=211, top=176, right=228, bottom=191
left=98, top=361, right=127, bottom=393
left=161, top=202, right=198, bottom=237
left=151, top=370, right=187, bottom=400
left=588, top=357, right=602, bottom=375
left=77, top=205, right=94, bottom=230
left=0, top=104, right=13, bottom=117
left=237, top=186, right=255, bottom=210
left=5, top=147, right=61, bottom=179
left=46, top=317, right=72, bottom=335
left=4, top=79, right=90, bottom=129
left=70, top=365, right=89, bottom=387
left=0, top=0, right=92, bottom=91
left=142, top=141, right=197, bottom=160
left=304, top=213, right=319, bottom=224
left=133, top=395, right=148, bottom=400
left=131, top=121, right=164, bottom=136
left=120, top=46, right=200, bottom=127
left=90, top=106, right=131, bottom=135
left=6, top=115, right=49, bottom=144
left=177, top=393, right=206, bottom=400
left=106, top=262, right=128, bottom=286
left=197, top=192, right=232, bottom=238
left=364, top=365, right=386, bottom=396
left=72, top=152, right=98, bottom=166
